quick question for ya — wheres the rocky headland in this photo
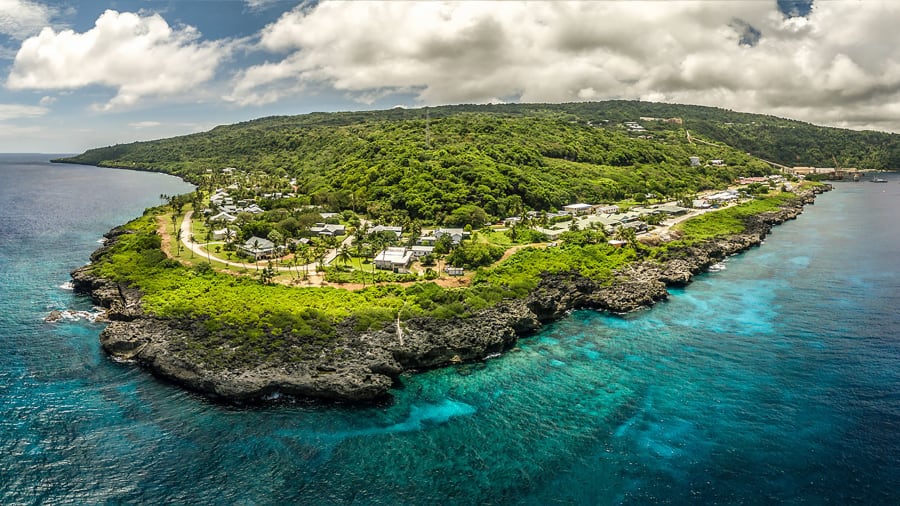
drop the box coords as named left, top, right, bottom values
left=72, top=186, right=830, bottom=404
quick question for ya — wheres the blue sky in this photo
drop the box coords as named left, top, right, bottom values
left=2, top=0, right=898, bottom=153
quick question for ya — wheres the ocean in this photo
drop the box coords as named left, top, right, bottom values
left=0, top=154, right=897, bottom=504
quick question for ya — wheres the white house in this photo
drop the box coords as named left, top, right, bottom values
left=374, top=247, right=413, bottom=271
left=707, top=190, right=739, bottom=203
left=433, top=228, right=470, bottom=244
left=563, top=203, right=594, bottom=215
left=311, top=223, right=346, bottom=236
left=240, top=236, right=277, bottom=260
left=370, top=225, right=403, bottom=238
left=212, top=228, right=236, bottom=241
left=410, top=245, right=434, bottom=258
left=210, top=212, right=237, bottom=223
left=445, top=266, right=464, bottom=276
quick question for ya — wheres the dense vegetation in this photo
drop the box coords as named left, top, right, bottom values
left=57, top=102, right=797, bottom=224
left=69, top=101, right=846, bottom=370
left=91, top=187, right=807, bottom=370
left=59, top=103, right=898, bottom=225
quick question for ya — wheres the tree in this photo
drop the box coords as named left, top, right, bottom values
left=189, top=234, right=196, bottom=258
left=205, top=229, right=213, bottom=264
left=259, top=262, right=276, bottom=285
left=252, top=238, right=261, bottom=271
left=267, top=230, right=284, bottom=268
left=337, top=245, right=352, bottom=267
left=175, top=228, right=183, bottom=256
left=297, top=244, right=312, bottom=279
left=614, top=226, right=637, bottom=249
left=434, top=234, right=454, bottom=255
left=445, top=204, right=488, bottom=229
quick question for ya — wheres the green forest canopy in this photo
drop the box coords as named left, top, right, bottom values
left=58, top=101, right=897, bottom=223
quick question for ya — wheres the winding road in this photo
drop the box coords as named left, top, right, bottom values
left=179, top=210, right=353, bottom=272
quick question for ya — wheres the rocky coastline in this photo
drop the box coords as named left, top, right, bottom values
left=72, top=185, right=830, bottom=404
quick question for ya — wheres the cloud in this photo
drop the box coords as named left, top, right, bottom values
left=227, top=0, right=900, bottom=132
left=244, top=0, right=281, bottom=10
left=0, top=0, right=54, bottom=39
left=0, top=103, right=47, bottom=120
left=129, top=120, right=161, bottom=129
left=7, top=9, right=231, bottom=111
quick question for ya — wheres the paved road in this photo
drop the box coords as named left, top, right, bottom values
left=179, top=210, right=340, bottom=272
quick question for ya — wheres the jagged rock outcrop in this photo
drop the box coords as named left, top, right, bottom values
left=74, top=186, right=830, bottom=404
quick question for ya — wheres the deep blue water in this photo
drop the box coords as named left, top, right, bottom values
left=1, top=155, right=898, bottom=504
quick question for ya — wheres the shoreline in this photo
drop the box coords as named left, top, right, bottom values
left=71, top=185, right=831, bottom=405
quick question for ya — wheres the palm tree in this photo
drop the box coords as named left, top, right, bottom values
left=224, top=228, right=235, bottom=246
left=205, top=229, right=213, bottom=264
left=300, top=245, right=312, bottom=279
left=175, top=228, right=183, bottom=256
left=252, top=238, right=261, bottom=271
left=369, top=235, right=387, bottom=285
left=613, top=225, right=637, bottom=249
left=267, top=230, right=284, bottom=269
left=315, top=245, right=327, bottom=273
left=406, top=219, right=422, bottom=247
left=337, top=245, right=352, bottom=267
left=189, top=234, right=196, bottom=259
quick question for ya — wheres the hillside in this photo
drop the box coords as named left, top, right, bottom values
left=56, top=101, right=896, bottom=222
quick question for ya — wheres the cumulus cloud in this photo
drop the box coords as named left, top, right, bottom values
left=227, top=0, right=900, bottom=132
left=7, top=10, right=230, bottom=111
left=0, top=0, right=54, bottom=39
left=0, top=103, right=47, bottom=120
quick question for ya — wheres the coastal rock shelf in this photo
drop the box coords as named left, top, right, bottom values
left=72, top=186, right=830, bottom=404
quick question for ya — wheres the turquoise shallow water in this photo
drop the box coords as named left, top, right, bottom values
left=1, top=156, right=898, bottom=504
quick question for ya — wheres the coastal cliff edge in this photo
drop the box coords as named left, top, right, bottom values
left=72, top=186, right=830, bottom=404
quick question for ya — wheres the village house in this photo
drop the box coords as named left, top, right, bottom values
left=563, top=203, right=594, bottom=216
left=210, top=211, right=237, bottom=223
left=653, top=203, right=690, bottom=216
left=374, top=247, right=413, bottom=271
left=369, top=225, right=403, bottom=238
left=707, top=190, right=739, bottom=204
left=433, top=228, right=470, bottom=244
left=445, top=266, right=465, bottom=276
left=311, top=223, right=346, bottom=236
left=239, top=236, right=277, bottom=260
left=212, top=227, right=236, bottom=241
left=210, top=190, right=229, bottom=206
left=532, top=226, right=566, bottom=241
left=410, top=245, right=435, bottom=258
